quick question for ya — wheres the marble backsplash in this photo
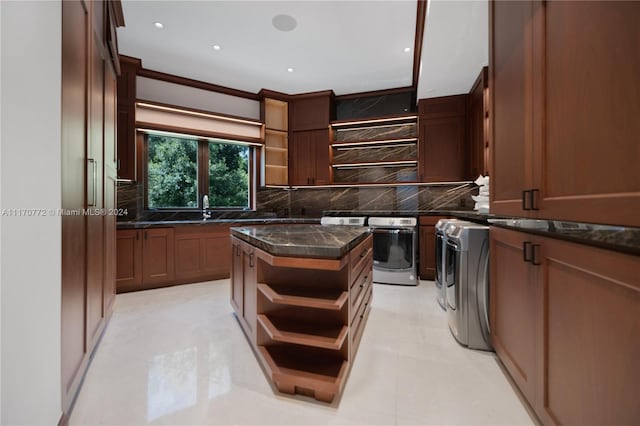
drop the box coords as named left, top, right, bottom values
left=256, top=183, right=476, bottom=218
left=119, top=181, right=476, bottom=221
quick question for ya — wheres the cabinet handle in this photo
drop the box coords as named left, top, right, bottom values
left=360, top=249, right=368, bottom=258
left=88, top=158, right=97, bottom=207
left=531, top=243, right=541, bottom=266
left=530, top=189, right=540, bottom=211
left=523, top=241, right=533, bottom=262
left=249, top=252, right=255, bottom=268
left=522, top=190, right=531, bottom=210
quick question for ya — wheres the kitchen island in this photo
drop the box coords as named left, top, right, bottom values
left=230, top=225, right=373, bottom=403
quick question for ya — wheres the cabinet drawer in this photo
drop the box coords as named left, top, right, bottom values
left=350, top=236, right=373, bottom=281
left=351, top=286, right=373, bottom=355
left=350, top=258, right=372, bottom=320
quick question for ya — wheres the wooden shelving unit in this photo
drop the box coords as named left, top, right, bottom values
left=263, top=99, right=289, bottom=185
left=231, top=234, right=373, bottom=403
left=329, top=115, right=418, bottom=184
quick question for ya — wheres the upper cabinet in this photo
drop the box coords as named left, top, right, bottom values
left=116, top=56, right=140, bottom=181
left=288, top=91, right=334, bottom=186
left=418, top=95, right=468, bottom=183
left=490, top=0, right=640, bottom=226
left=468, top=67, right=489, bottom=178
left=261, top=97, right=289, bottom=186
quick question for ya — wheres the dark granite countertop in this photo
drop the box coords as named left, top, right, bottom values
left=489, top=219, right=640, bottom=256
left=117, top=217, right=320, bottom=229
left=230, top=224, right=370, bottom=259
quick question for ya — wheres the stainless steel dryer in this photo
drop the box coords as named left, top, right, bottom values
left=434, top=218, right=469, bottom=310
left=445, top=222, right=492, bottom=351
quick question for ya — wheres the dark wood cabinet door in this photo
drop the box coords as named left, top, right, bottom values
left=290, top=94, right=332, bottom=131
left=116, top=229, right=142, bottom=291
left=242, top=245, right=257, bottom=336
left=86, top=24, right=107, bottom=350
left=61, top=0, right=89, bottom=409
left=175, top=235, right=202, bottom=280
left=201, top=233, right=232, bottom=278
left=534, top=1, right=640, bottom=227
left=312, top=129, right=330, bottom=185
left=535, top=237, right=640, bottom=425
left=142, top=228, right=175, bottom=285
left=230, top=238, right=244, bottom=315
left=469, top=67, right=488, bottom=178
left=289, top=131, right=312, bottom=185
left=116, top=58, right=138, bottom=181
left=420, top=116, right=467, bottom=182
left=489, top=227, right=538, bottom=405
left=418, top=226, right=436, bottom=280
left=489, top=0, right=534, bottom=216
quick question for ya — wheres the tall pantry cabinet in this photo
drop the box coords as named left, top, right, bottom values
left=490, top=0, right=640, bottom=227
left=61, top=0, right=123, bottom=417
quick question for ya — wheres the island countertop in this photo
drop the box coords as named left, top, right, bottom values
left=230, top=224, right=370, bottom=259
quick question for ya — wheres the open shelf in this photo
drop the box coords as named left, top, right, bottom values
left=258, top=283, right=348, bottom=310
left=330, top=137, right=418, bottom=147
left=258, top=314, right=348, bottom=350
left=258, top=345, right=348, bottom=402
left=332, top=160, right=418, bottom=169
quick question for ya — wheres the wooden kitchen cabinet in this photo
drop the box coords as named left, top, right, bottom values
left=489, top=227, right=538, bottom=404
left=490, top=1, right=640, bottom=226
left=230, top=237, right=257, bottom=339
left=418, top=216, right=447, bottom=280
left=490, top=226, right=640, bottom=424
left=288, top=91, right=333, bottom=186
left=418, top=95, right=468, bottom=183
left=116, top=55, right=140, bottom=181
left=289, top=129, right=330, bottom=186
left=61, top=0, right=123, bottom=415
left=116, top=228, right=174, bottom=292
left=468, top=67, right=489, bottom=178
left=175, top=225, right=231, bottom=281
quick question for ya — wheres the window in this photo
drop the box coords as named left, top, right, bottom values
left=145, top=132, right=252, bottom=210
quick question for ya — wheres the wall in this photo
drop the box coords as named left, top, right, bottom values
left=137, top=76, right=260, bottom=120
left=0, top=1, right=62, bottom=424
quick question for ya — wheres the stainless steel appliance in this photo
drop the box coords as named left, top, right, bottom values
left=445, top=222, right=492, bottom=351
left=320, top=216, right=367, bottom=226
left=435, top=218, right=468, bottom=310
left=367, top=217, right=418, bottom=286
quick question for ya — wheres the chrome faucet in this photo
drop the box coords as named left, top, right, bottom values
left=202, top=194, right=211, bottom=220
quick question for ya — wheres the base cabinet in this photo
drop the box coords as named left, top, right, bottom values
left=231, top=234, right=373, bottom=403
left=116, top=228, right=174, bottom=292
left=490, top=227, right=640, bottom=425
left=418, top=216, right=446, bottom=280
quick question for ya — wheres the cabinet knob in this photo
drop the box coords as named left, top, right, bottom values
left=249, top=252, right=255, bottom=268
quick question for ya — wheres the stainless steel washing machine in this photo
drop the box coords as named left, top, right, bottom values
left=368, top=217, right=418, bottom=286
left=445, top=222, right=492, bottom=351
left=435, top=219, right=469, bottom=310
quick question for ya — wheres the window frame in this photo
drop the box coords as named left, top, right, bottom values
left=141, top=131, right=255, bottom=211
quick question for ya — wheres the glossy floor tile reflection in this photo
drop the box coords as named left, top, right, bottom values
left=69, top=280, right=534, bottom=426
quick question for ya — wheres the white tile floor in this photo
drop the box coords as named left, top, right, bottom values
left=69, top=280, right=534, bottom=426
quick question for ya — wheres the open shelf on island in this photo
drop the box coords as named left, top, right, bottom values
left=258, top=314, right=348, bottom=350
left=258, top=283, right=348, bottom=310
left=258, top=344, right=348, bottom=402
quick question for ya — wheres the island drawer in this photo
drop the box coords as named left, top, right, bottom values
left=351, top=285, right=372, bottom=356
left=350, top=258, right=372, bottom=318
left=350, top=235, right=373, bottom=281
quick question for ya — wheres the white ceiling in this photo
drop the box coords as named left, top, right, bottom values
left=117, top=0, right=488, bottom=98
left=417, top=0, right=488, bottom=99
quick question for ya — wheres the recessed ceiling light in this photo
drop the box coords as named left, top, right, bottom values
left=404, top=47, right=411, bottom=53
left=287, top=68, right=294, bottom=73
left=272, top=14, right=297, bottom=32
left=213, top=45, right=221, bottom=51
left=154, top=22, right=164, bottom=29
